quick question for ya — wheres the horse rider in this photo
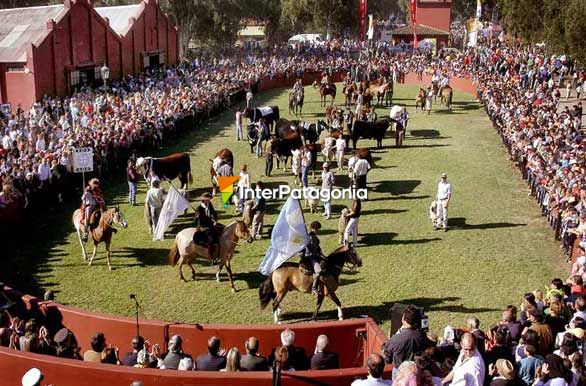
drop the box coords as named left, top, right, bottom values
left=194, top=192, right=220, bottom=264
left=302, top=221, right=325, bottom=296
left=293, top=78, right=303, bottom=94
left=344, top=71, right=353, bottom=87
left=80, top=178, right=106, bottom=241
left=320, top=72, right=330, bottom=89
left=439, top=74, right=450, bottom=96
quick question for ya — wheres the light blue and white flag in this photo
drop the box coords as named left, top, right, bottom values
left=258, top=196, right=309, bottom=276
left=153, top=184, right=189, bottom=241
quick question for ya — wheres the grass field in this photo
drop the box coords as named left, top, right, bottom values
left=7, top=83, right=568, bottom=334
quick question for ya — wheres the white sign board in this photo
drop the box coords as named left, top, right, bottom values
left=73, top=147, right=94, bottom=173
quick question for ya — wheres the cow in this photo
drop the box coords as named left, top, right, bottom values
left=276, top=119, right=327, bottom=144
left=136, top=153, right=192, bottom=189
left=244, top=106, right=280, bottom=133
left=350, top=119, right=391, bottom=150
left=269, top=135, right=303, bottom=171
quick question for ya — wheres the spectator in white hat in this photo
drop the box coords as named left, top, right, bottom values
left=21, top=368, right=43, bottom=386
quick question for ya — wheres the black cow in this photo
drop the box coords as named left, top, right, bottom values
left=247, top=124, right=259, bottom=154
left=136, top=152, right=192, bottom=189
left=275, top=119, right=327, bottom=144
left=351, top=119, right=391, bottom=149
left=244, top=106, right=280, bottom=133
left=270, top=135, right=303, bottom=171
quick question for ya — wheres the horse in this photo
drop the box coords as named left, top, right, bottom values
left=289, top=89, right=304, bottom=115
left=440, top=85, right=453, bottom=111
left=168, top=221, right=253, bottom=292
left=72, top=207, right=128, bottom=271
left=343, top=83, right=357, bottom=107
left=210, top=148, right=234, bottom=195
left=325, top=105, right=340, bottom=127
left=415, top=88, right=426, bottom=112
left=312, top=81, right=336, bottom=106
left=244, top=106, right=280, bottom=133
left=259, top=245, right=362, bottom=323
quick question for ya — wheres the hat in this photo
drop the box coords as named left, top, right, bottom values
left=495, top=359, right=514, bottom=380
left=323, top=162, right=330, bottom=169
left=441, top=173, right=447, bottom=178
left=21, top=368, right=42, bottom=386
left=199, top=192, right=213, bottom=201
left=567, top=327, right=585, bottom=340
left=53, top=328, right=69, bottom=344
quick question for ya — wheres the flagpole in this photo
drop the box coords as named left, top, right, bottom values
left=296, top=198, right=309, bottom=236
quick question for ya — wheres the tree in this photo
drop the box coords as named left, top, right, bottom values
left=500, top=0, right=544, bottom=41
left=564, top=0, right=586, bottom=64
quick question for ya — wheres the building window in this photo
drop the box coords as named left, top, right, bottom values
left=95, top=66, right=102, bottom=80
left=143, top=54, right=150, bottom=69
left=70, top=70, right=80, bottom=86
left=7, top=64, right=25, bottom=72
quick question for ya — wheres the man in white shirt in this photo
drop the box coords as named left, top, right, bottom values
left=353, top=156, right=371, bottom=190
left=351, top=353, right=391, bottom=386
left=301, top=147, right=312, bottom=188
left=442, top=333, right=485, bottom=386
left=146, top=179, right=166, bottom=234
left=435, top=173, right=452, bottom=231
left=37, top=158, right=51, bottom=185
left=335, top=136, right=346, bottom=170
left=320, top=163, right=335, bottom=219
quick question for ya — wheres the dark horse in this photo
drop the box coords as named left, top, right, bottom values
left=244, top=106, right=280, bottom=133
left=210, top=148, right=234, bottom=195
left=259, top=245, right=362, bottom=323
left=312, top=81, right=336, bottom=106
left=247, top=124, right=259, bottom=154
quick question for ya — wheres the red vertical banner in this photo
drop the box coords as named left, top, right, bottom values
left=410, top=0, right=418, bottom=48
left=359, top=0, right=367, bottom=41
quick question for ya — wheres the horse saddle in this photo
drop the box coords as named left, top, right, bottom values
left=298, top=259, right=314, bottom=276
left=193, top=224, right=225, bottom=246
left=88, top=210, right=102, bottom=228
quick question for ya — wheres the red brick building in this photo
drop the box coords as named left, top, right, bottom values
left=0, top=0, right=179, bottom=110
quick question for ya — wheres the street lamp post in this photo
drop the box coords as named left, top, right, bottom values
left=100, top=63, right=110, bottom=93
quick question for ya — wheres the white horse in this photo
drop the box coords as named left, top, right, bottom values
left=168, top=221, right=252, bottom=292
left=72, top=207, right=128, bottom=270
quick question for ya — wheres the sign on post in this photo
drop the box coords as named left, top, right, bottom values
left=73, top=147, right=94, bottom=173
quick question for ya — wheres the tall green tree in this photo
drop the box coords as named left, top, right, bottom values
left=564, top=0, right=586, bottom=64
left=500, top=0, right=544, bottom=41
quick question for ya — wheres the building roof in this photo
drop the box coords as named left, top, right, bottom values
left=0, top=4, right=66, bottom=62
left=95, top=3, right=143, bottom=37
left=237, top=25, right=266, bottom=38
left=391, top=24, right=449, bottom=36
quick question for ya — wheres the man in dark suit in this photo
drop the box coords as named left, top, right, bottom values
left=240, top=336, right=268, bottom=371
left=310, top=335, right=339, bottom=370
left=268, top=329, right=308, bottom=370
left=194, top=192, right=220, bottom=263
left=195, top=336, right=226, bottom=371
left=162, top=335, right=191, bottom=370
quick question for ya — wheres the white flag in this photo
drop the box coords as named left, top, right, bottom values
left=153, top=184, right=190, bottom=241
left=258, top=197, right=309, bottom=276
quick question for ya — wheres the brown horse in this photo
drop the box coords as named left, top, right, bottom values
left=415, top=88, right=426, bottom=112
left=440, top=85, right=453, bottom=111
left=210, top=148, right=234, bottom=195
left=289, top=88, right=304, bottom=115
left=168, top=221, right=252, bottom=292
left=72, top=207, right=128, bottom=270
left=259, top=245, right=362, bottom=323
left=343, top=83, right=357, bottom=107
left=312, top=81, right=336, bottom=106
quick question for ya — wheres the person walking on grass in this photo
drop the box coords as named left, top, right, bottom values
left=435, top=173, right=452, bottom=231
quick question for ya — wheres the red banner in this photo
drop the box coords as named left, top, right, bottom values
left=410, top=0, right=418, bottom=48
left=359, top=0, right=367, bottom=41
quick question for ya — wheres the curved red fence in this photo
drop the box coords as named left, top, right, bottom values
left=1, top=290, right=390, bottom=385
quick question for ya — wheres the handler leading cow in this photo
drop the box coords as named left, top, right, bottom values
left=136, top=152, right=193, bottom=189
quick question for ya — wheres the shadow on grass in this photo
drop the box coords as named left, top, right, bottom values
left=359, top=232, right=441, bottom=246
left=280, top=296, right=499, bottom=323
left=372, top=180, right=421, bottom=195
left=366, top=195, right=431, bottom=202
left=113, top=247, right=170, bottom=266
left=361, top=208, right=408, bottom=216
left=449, top=218, right=527, bottom=230
left=410, top=129, right=441, bottom=138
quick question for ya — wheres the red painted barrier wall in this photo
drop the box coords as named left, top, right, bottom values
left=0, top=290, right=390, bottom=386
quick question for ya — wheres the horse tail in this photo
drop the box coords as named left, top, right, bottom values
left=259, top=275, right=275, bottom=310
left=188, top=171, right=193, bottom=185
left=168, top=239, right=180, bottom=266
